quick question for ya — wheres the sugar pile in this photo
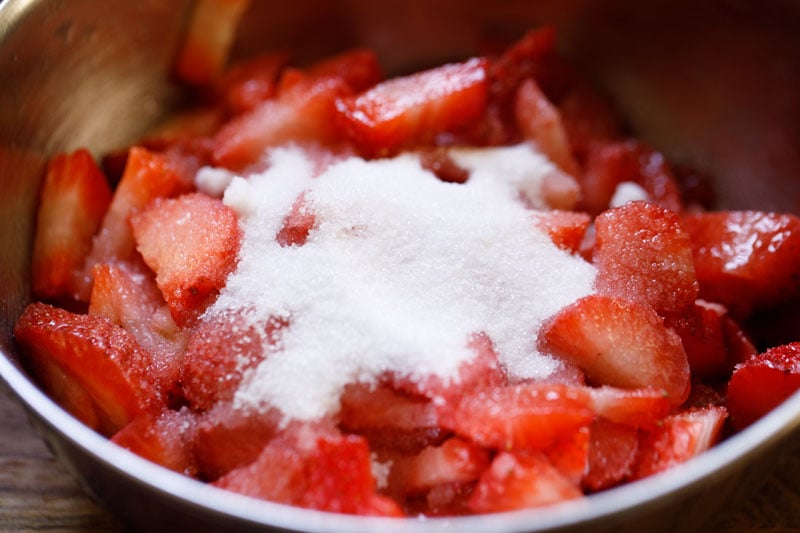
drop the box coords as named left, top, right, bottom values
left=207, top=143, right=596, bottom=421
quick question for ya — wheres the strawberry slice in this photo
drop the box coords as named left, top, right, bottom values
left=79, top=147, right=189, bottom=299
left=390, top=437, right=490, bottom=495
left=89, top=261, right=184, bottom=398
left=181, top=309, right=283, bottom=411
left=594, top=201, right=698, bottom=314
left=218, top=51, right=291, bottom=114
left=212, top=73, right=352, bottom=170
left=468, top=451, right=583, bottom=513
left=582, top=418, right=638, bottom=492
left=444, top=383, right=593, bottom=451
left=388, top=332, right=507, bottom=403
left=131, top=193, right=242, bottom=327
left=515, top=77, right=579, bottom=176
left=726, top=342, right=800, bottom=430
left=335, top=57, right=489, bottom=156
left=683, top=211, right=800, bottom=317
left=580, top=140, right=682, bottom=216
left=663, top=302, right=728, bottom=378
left=538, top=294, right=690, bottom=406
left=586, top=386, right=671, bottom=429
left=530, top=210, right=591, bottom=253
left=631, top=405, right=727, bottom=480
left=31, top=149, right=112, bottom=303
left=13, top=303, right=156, bottom=435
left=301, top=48, right=383, bottom=94
left=174, top=0, right=250, bottom=84
left=193, top=401, right=282, bottom=480
left=111, top=407, right=198, bottom=475
left=214, top=424, right=403, bottom=516
left=544, top=425, right=590, bottom=486
left=276, top=191, right=316, bottom=247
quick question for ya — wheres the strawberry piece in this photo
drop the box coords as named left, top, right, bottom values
left=586, top=386, right=671, bottom=428
left=14, top=303, right=156, bottom=435
left=721, top=314, right=757, bottom=367
left=389, top=332, right=507, bottom=402
left=663, top=302, right=728, bottom=378
left=445, top=383, right=593, bottom=451
left=79, top=147, right=190, bottom=299
left=193, top=401, right=283, bottom=480
left=538, top=294, right=691, bottom=406
left=89, top=262, right=184, bottom=399
left=302, top=48, right=384, bottom=94
left=276, top=191, right=316, bottom=247
left=580, top=140, right=682, bottom=216
left=683, top=211, right=800, bottom=317
left=594, top=201, right=698, bottom=314
left=31, top=149, right=112, bottom=303
left=557, top=80, right=623, bottom=164
left=726, top=342, right=800, bottom=430
left=335, top=57, right=489, bottom=156
left=631, top=405, right=727, bottom=480
left=544, top=425, right=590, bottom=486
left=530, top=210, right=591, bottom=253
left=582, top=418, right=638, bottom=492
left=419, top=148, right=469, bottom=184
left=338, top=383, right=444, bottom=454
left=468, top=451, right=583, bottom=513
left=391, top=437, right=490, bottom=495
left=131, top=193, right=241, bottom=327
left=175, top=0, right=250, bottom=84
left=111, top=407, right=198, bottom=475
left=181, top=309, right=283, bottom=411
left=515, top=77, right=579, bottom=176
left=219, top=51, right=291, bottom=114
left=212, top=74, right=353, bottom=170
left=214, top=424, right=402, bottom=516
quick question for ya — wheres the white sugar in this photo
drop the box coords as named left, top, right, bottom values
left=208, top=144, right=596, bottom=421
left=610, top=181, right=650, bottom=207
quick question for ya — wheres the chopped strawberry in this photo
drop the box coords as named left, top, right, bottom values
left=175, top=0, right=250, bottom=84
left=540, top=169, right=582, bottom=211
left=444, top=383, right=593, bottom=451
left=487, top=26, right=558, bottom=106
left=586, top=386, right=672, bottom=429
left=214, top=424, right=402, bottom=516
left=391, top=437, right=490, bottom=495
left=726, top=342, right=800, bottom=430
left=181, top=309, right=283, bottom=411
left=13, top=303, right=156, bottom=435
left=557, top=80, right=623, bottom=163
left=89, top=262, right=184, bottom=399
left=388, top=332, right=507, bottom=402
left=130, top=193, right=241, bottom=327
left=468, top=451, right=583, bottom=513
left=212, top=73, right=352, bottom=170
left=663, top=303, right=728, bottom=378
left=79, top=147, right=190, bottom=299
left=32, top=150, right=112, bottom=303
left=538, top=294, right=691, bottom=406
left=193, top=401, right=282, bottom=480
left=582, top=418, right=638, bottom=492
left=631, top=405, right=727, bottom=480
left=419, top=148, right=470, bottom=184
left=580, top=140, right=682, bottom=216
left=683, top=211, right=800, bottom=317
left=218, top=51, right=291, bottom=114
left=302, top=48, right=384, bottom=94
left=111, top=407, right=198, bottom=475
left=594, top=201, right=698, bottom=314
left=276, top=191, right=316, bottom=247
left=530, top=210, right=591, bottom=253
left=515, top=77, right=579, bottom=176
left=335, top=57, right=489, bottom=156
left=544, top=425, right=590, bottom=486
left=338, top=383, right=444, bottom=454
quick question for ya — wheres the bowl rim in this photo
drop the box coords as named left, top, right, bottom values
left=3, top=351, right=800, bottom=532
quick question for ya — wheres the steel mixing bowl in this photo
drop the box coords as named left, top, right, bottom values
left=1, top=1, right=800, bottom=531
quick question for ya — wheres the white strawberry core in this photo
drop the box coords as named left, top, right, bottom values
left=210, top=143, right=596, bottom=421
